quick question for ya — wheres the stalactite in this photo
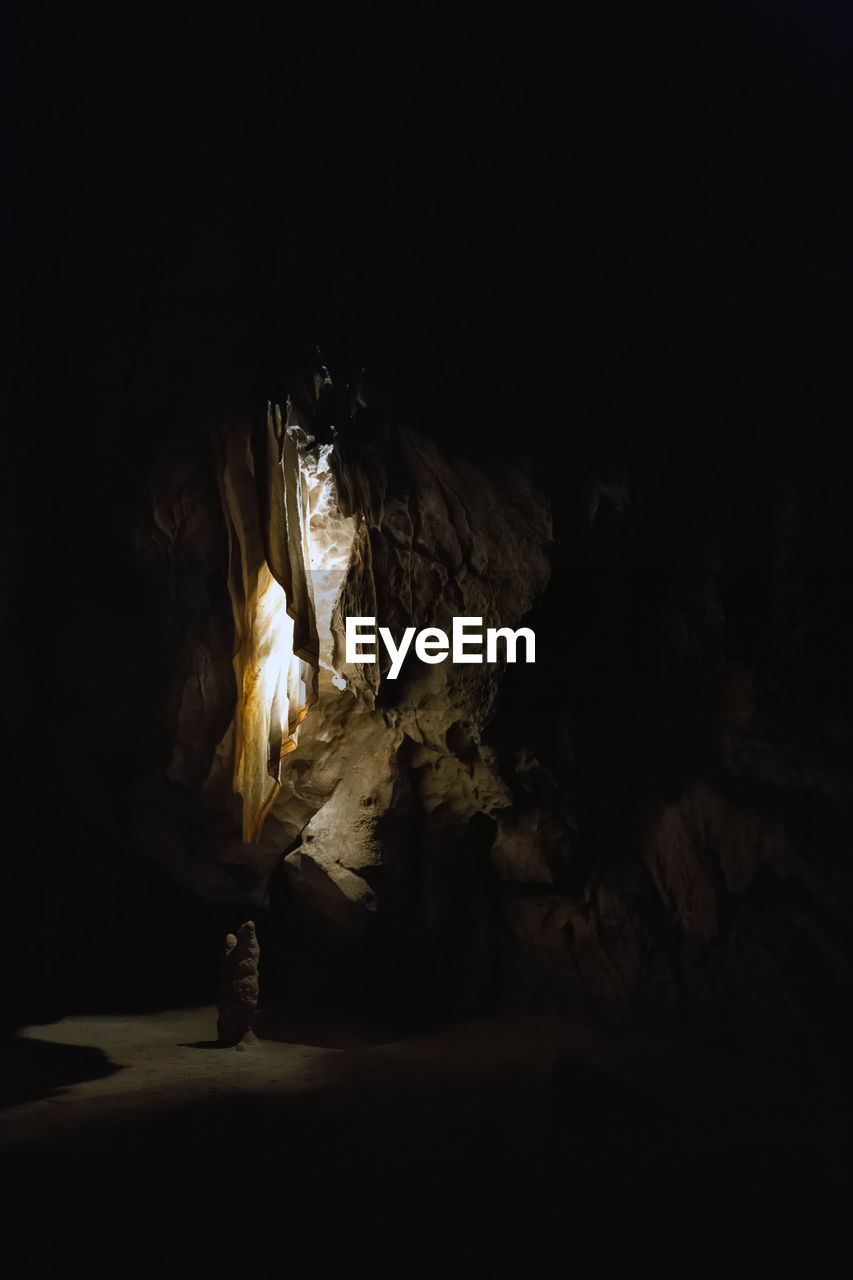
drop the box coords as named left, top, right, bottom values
left=216, top=400, right=358, bottom=843
left=218, top=419, right=317, bottom=842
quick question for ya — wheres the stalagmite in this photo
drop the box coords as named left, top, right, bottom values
left=217, top=921, right=260, bottom=1046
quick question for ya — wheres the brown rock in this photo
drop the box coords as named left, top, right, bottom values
left=217, top=921, right=260, bottom=1046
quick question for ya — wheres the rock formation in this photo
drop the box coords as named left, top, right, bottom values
left=217, top=921, right=260, bottom=1046
left=125, top=363, right=853, bottom=1060
left=8, top=1, right=851, bottom=1087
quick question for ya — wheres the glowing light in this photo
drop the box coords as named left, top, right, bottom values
left=289, top=429, right=357, bottom=692
left=220, top=412, right=357, bottom=843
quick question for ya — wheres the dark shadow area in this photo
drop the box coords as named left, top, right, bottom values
left=0, top=1036, right=121, bottom=1109
left=2, top=1027, right=849, bottom=1254
left=5, top=0, right=853, bottom=1056
left=253, top=1009, right=400, bottom=1051
left=3, top=8, right=852, bottom=1263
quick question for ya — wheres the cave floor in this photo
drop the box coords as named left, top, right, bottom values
left=1, top=1006, right=850, bottom=1260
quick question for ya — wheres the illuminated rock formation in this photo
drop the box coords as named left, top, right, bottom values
left=218, top=411, right=318, bottom=843
left=264, top=423, right=553, bottom=942
left=148, top=382, right=553, bottom=960
left=131, top=364, right=853, bottom=1050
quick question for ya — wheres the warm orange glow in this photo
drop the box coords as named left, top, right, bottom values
left=218, top=411, right=356, bottom=844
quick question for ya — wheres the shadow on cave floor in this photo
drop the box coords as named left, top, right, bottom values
left=0, top=1035, right=122, bottom=1108
left=1, top=1006, right=850, bottom=1256
left=252, top=1006, right=404, bottom=1050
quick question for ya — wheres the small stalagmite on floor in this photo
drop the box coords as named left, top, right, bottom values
left=217, top=921, right=260, bottom=1047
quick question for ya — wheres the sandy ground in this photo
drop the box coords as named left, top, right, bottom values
left=1, top=1006, right=850, bottom=1262
left=0, top=1006, right=578, bottom=1163
left=2, top=1007, right=347, bottom=1142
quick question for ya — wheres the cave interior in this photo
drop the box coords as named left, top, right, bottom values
left=3, top=0, right=852, bottom=1256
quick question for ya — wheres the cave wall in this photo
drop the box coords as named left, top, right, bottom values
left=124, top=366, right=853, bottom=1063
left=7, top=3, right=852, bottom=1061
left=134, top=392, right=553, bottom=1012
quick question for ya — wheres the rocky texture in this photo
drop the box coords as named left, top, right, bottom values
left=503, top=794, right=852, bottom=1063
left=127, top=380, right=853, bottom=1066
left=217, top=921, right=260, bottom=1046
left=260, top=423, right=554, bottom=976
left=122, top=364, right=853, bottom=1060
left=137, top=396, right=552, bottom=912
left=128, top=386, right=557, bottom=1019
left=9, top=2, right=851, bottom=1079
left=219, top=412, right=319, bottom=843
left=491, top=473, right=853, bottom=1059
